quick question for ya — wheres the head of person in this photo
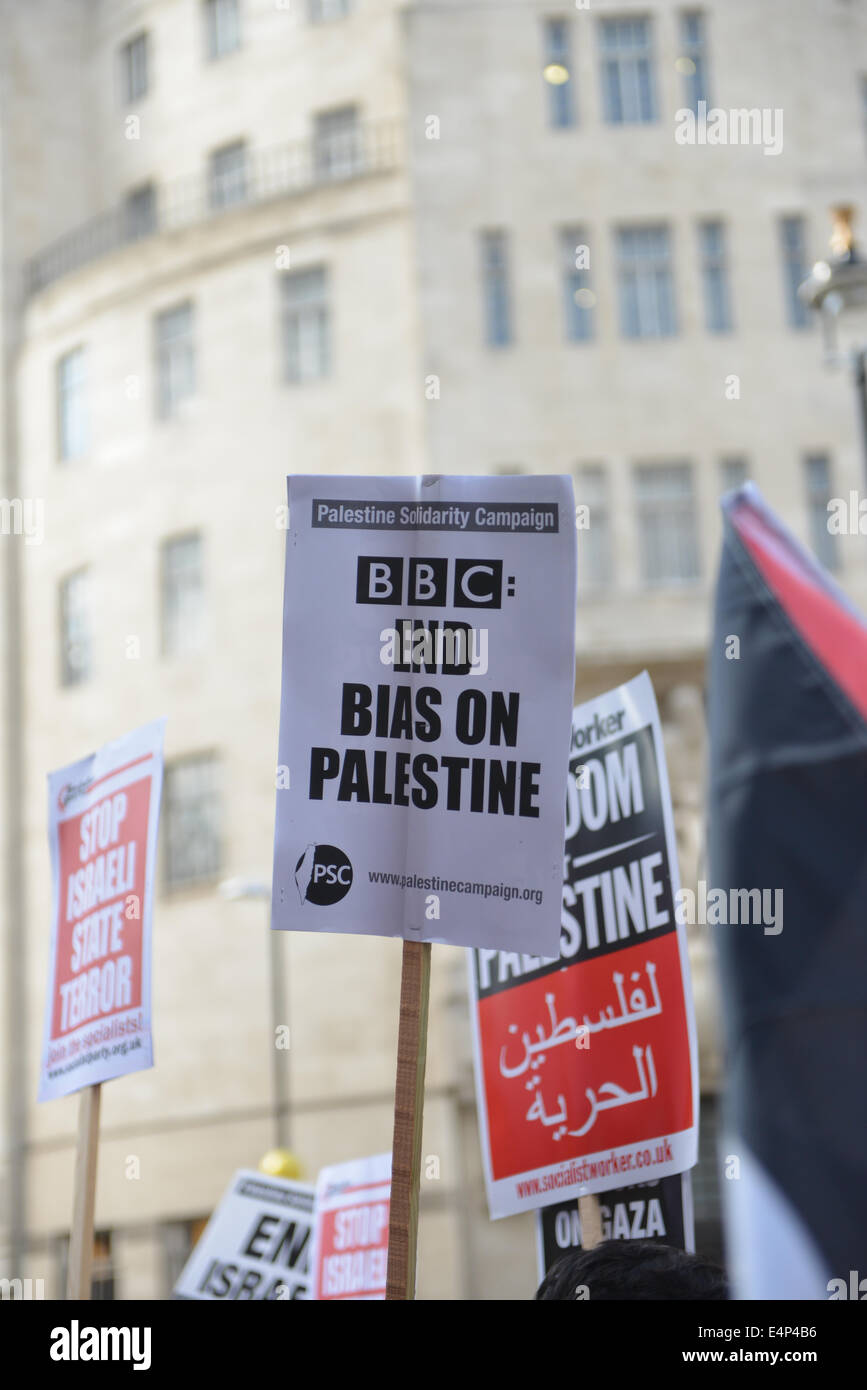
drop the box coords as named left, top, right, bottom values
left=536, top=1239, right=728, bottom=1301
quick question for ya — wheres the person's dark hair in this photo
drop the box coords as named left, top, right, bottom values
left=536, top=1240, right=728, bottom=1300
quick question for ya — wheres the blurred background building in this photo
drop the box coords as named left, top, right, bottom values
left=1, top=0, right=865, bottom=1298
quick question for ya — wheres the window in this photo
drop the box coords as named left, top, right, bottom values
left=209, top=140, right=247, bottom=210
left=163, top=1218, right=209, bottom=1294
left=204, top=0, right=240, bottom=60
left=804, top=454, right=838, bottom=571
left=779, top=216, right=811, bottom=329
left=679, top=11, right=709, bottom=111
left=59, top=1232, right=115, bottom=1301
left=59, top=569, right=91, bottom=687
left=634, top=463, right=699, bottom=584
left=313, top=106, right=361, bottom=180
left=155, top=303, right=195, bottom=418
left=125, top=184, right=157, bottom=241
left=120, top=33, right=149, bottom=104
left=309, top=0, right=351, bottom=20
left=575, top=465, right=612, bottom=588
left=480, top=230, right=512, bottom=347
left=164, top=754, right=221, bottom=890
left=92, top=1233, right=115, bottom=1301
left=161, top=534, right=204, bottom=657
left=281, top=267, right=330, bottom=382
left=599, top=17, right=657, bottom=124
left=698, top=220, right=732, bottom=333
left=559, top=227, right=594, bottom=341
left=57, top=347, right=88, bottom=461
left=543, top=19, right=575, bottom=128
left=719, top=457, right=748, bottom=493
left=616, top=226, right=677, bottom=338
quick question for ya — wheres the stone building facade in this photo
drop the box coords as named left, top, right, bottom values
left=1, top=0, right=865, bottom=1297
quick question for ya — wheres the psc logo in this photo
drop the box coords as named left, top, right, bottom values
left=295, top=844, right=353, bottom=906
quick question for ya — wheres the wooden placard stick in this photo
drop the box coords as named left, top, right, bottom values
left=579, top=1194, right=603, bottom=1250
left=385, top=940, right=432, bottom=1300
left=66, top=1083, right=101, bottom=1300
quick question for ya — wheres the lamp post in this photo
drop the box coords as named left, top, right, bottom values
left=218, top=876, right=291, bottom=1150
left=799, top=206, right=867, bottom=482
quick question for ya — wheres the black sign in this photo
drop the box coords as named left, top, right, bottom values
left=536, top=1173, right=693, bottom=1281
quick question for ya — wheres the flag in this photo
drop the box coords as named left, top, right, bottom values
left=708, top=484, right=867, bottom=1299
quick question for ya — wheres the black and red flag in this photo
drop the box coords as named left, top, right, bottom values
left=708, top=484, right=867, bottom=1299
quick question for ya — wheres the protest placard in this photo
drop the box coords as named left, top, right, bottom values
left=271, top=473, right=577, bottom=957
left=174, top=1169, right=314, bottom=1301
left=471, top=673, right=698, bottom=1218
left=39, top=718, right=165, bottom=1103
left=311, top=1153, right=391, bottom=1301
left=273, top=474, right=577, bottom=1297
left=535, top=1173, right=695, bottom=1285
left=39, top=718, right=165, bottom=1296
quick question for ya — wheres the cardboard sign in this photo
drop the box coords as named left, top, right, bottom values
left=272, top=474, right=577, bottom=955
left=174, top=1169, right=314, bottom=1300
left=38, top=719, right=165, bottom=1102
left=535, top=1173, right=695, bottom=1284
left=470, top=673, right=698, bottom=1217
left=311, top=1153, right=391, bottom=1301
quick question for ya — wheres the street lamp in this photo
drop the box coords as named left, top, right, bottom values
left=218, top=876, right=291, bottom=1149
left=799, top=206, right=867, bottom=480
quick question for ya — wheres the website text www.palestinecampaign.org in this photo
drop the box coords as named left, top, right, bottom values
left=368, top=870, right=543, bottom=905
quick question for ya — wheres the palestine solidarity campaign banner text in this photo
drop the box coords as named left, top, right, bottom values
left=38, top=719, right=165, bottom=1102
left=272, top=474, right=577, bottom=956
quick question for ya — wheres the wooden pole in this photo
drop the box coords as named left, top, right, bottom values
left=66, top=1083, right=101, bottom=1299
left=579, top=1193, right=603, bottom=1250
left=385, top=940, right=431, bottom=1300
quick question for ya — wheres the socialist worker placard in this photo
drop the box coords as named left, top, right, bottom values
left=471, top=674, right=698, bottom=1217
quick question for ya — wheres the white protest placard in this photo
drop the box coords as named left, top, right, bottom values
left=174, top=1169, right=314, bottom=1300
left=39, top=719, right=165, bottom=1102
left=470, top=673, right=699, bottom=1217
left=272, top=474, right=577, bottom=956
left=311, top=1152, right=391, bottom=1301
